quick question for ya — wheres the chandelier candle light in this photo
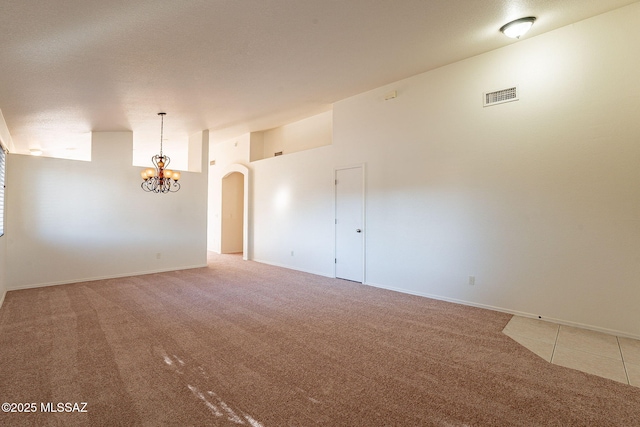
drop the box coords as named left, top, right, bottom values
left=141, top=112, right=181, bottom=193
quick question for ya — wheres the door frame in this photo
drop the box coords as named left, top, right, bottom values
left=334, top=163, right=366, bottom=282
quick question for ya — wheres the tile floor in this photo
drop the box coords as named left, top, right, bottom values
left=502, top=316, right=640, bottom=387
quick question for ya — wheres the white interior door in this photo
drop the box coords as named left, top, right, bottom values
left=335, top=166, right=364, bottom=282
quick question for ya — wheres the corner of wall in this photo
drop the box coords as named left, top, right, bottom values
left=188, top=130, right=209, bottom=173
left=0, top=109, right=15, bottom=153
left=0, top=235, right=6, bottom=310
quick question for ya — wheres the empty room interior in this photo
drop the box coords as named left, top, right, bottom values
left=1, top=1, right=639, bottom=425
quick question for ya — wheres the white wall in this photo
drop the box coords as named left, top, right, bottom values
left=250, top=146, right=336, bottom=276
left=336, top=4, right=640, bottom=338
left=0, top=164, right=5, bottom=304
left=0, top=111, right=11, bottom=307
left=210, top=4, right=640, bottom=338
left=6, top=131, right=209, bottom=289
left=0, top=217, right=5, bottom=307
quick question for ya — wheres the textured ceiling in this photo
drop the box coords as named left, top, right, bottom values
left=1, top=0, right=637, bottom=163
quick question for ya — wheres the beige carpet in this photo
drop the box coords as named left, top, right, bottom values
left=0, top=253, right=638, bottom=426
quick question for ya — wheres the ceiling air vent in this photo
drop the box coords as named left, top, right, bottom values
left=484, top=86, right=518, bottom=107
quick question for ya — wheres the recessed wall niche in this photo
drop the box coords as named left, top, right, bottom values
left=249, top=110, right=332, bottom=162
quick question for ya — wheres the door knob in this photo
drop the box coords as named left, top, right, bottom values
left=356, top=229, right=362, bottom=233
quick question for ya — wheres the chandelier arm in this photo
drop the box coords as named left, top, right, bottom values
left=142, top=179, right=153, bottom=192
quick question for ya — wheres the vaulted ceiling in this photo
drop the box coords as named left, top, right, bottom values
left=1, top=0, right=637, bottom=162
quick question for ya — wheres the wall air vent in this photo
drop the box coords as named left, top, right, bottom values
left=274, top=151, right=283, bottom=157
left=484, top=86, right=518, bottom=107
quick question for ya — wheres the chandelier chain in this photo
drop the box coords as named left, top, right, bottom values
left=159, top=112, right=165, bottom=157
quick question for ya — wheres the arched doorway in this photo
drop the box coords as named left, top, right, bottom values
left=221, top=172, right=244, bottom=254
left=220, top=164, right=249, bottom=259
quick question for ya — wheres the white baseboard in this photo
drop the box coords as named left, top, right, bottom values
left=7, top=264, right=208, bottom=291
left=251, top=258, right=333, bottom=279
left=363, top=281, right=640, bottom=341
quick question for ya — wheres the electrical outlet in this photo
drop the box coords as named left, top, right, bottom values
left=468, top=276, right=475, bottom=285
left=290, top=250, right=294, bottom=256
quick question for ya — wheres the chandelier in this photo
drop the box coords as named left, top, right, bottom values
left=140, top=112, right=181, bottom=193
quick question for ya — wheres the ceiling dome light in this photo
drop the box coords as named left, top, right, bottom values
left=29, top=148, right=43, bottom=156
left=500, top=17, right=536, bottom=39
